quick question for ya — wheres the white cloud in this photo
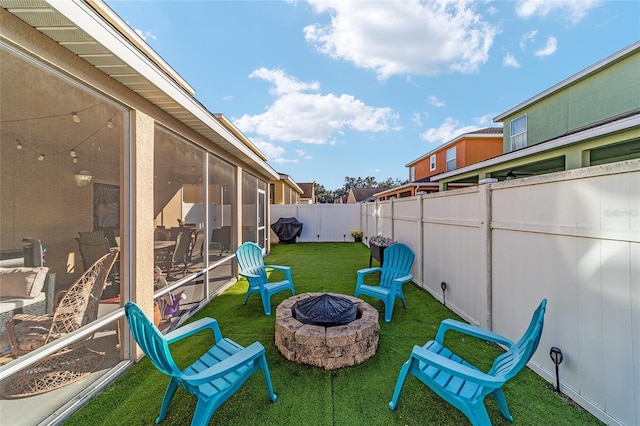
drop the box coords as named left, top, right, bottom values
left=503, top=52, right=520, bottom=68
left=475, top=114, right=496, bottom=125
left=535, top=36, right=557, bottom=57
left=133, top=28, right=156, bottom=41
left=235, top=68, right=398, bottom=144
left=519, top=30, right=538, bottom=50
left=249, top=68, right=320, bottom=96
left=296, top=149, right=312, bottom=160
left=516, top=0, right=601, bottom=24
left=304, top=0, right=499, bottom=79
left=222, top=95, right=233, bottom=101
left=411, top=112, right=423, bottom=126
left=428, top=95, right=446, bottom=107
left=420, top=118, right=480, bottom=144
left=252, top=139, right=290, bottom=163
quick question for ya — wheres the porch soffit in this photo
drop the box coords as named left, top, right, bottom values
left=0, top=0, right=279, bottom=180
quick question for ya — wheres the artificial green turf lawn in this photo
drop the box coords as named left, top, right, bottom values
left=67, top=242, right=602, bottom=425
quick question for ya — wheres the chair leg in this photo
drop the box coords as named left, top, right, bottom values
left=191, top=399, right=216, bottom=426
left=389, top=358, right=412, bottom=410
left=259, top=353, right=278, bottom=402
left=465, top=402, right=493, bottom=426
left=262, top=296, right=272, bottom=316
left=492, top=388, right=514, bottom=421
left=157, top=378, right=179, bottom=423
left=384, top=297, right=394, bottom=322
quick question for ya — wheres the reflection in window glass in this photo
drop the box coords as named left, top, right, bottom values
left=207, top=154, right=235, bottom=297
left=242, top=172, right=258, bottom=244
left=0, top=43, right=127, bottom=421
left=153, top=126, right=204, bottom=323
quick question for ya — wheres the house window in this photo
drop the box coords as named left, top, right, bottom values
left=510, top=115, right=527, bottom=151
left=446, top=147, right=456, bottom=172
left=409, top=166, right=415, bottom=182
left=430, top=154, right=436, bottom=171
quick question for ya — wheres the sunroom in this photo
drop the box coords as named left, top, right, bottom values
left=0, top=1, right=277, bottom=423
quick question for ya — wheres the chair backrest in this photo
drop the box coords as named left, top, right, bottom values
left=236, top=242, right=267, bottom=283
left=489, top=299, right=547, bottom=380
left=124, top=302, right=180, bottom=377
left=190, top=231, right=205, bottom=261
left=379, top=243, right=415, bottom=288
left=171, top=232, right=191, bottom=265
left=76, top=230, right=111, bottom=271
left=51, top=250, right=119, bottom=336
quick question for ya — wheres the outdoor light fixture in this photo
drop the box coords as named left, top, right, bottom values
left=441, top=281, right=447, bottom=306
left=37, top=154, right=45, bottom=161
left=106, top=119, right=113, bottom=128
left=549, top=346, right=563, bottom=393
left=71, top=112, right=81, bottom=123
left=74, top=170, right=93, bottom=187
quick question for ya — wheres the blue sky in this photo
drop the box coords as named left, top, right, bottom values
left=105, top=0, right=639, bottom=190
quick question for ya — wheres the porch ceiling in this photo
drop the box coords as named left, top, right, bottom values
left=0, top=0, right=279, bottom=180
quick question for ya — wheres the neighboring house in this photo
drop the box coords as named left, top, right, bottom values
left=346, top=187, right=381, bottom=203
left=270, top=173, right=303, bottom=204
left=376, top=128, right=503, bottom=200
left=433, top=41, right=640, bottom=189
left=298, top=182, right=316, bottom=204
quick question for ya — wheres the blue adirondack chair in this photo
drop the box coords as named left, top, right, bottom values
left=235, top=242, right=295, bottom=315
left=389, top=299, right=547, bottom=425
left=354, top=242, right=415, bottom=322
left=124, top=302, right=277, bottom=426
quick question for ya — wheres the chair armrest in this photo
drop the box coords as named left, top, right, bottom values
left=265, top=265, right=290, bottom=272
left=239, top=271, right=260, bottom=279
left=357, top=267, right=381, bottom=276
left=183, top=341, right=265, bottom=385
left=393, top=274, right=413, bottom=284
left=435, top=319, right=514, bottom=348
left=411, top=345, right=504, bottom=388
left=165, top=317, right=223, bottom=343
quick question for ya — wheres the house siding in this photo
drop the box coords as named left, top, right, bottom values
left=503, top=51, right=640, bottom=152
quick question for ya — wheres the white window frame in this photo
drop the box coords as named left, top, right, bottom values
left=510, top=114, right=527, bottom=151
left=446, top=147, right=456, bottom=172
left=409, top=166, right=415, bottom=182
left=430, top=154, right=436, bottom=171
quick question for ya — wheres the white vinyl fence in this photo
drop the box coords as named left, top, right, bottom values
left=270, top=159, right=639, bottom=426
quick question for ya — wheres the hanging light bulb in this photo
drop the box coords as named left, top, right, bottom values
left=70, top=149, right=77, bottom=158
left=73, top=158, right=78, bottom=163
left=106, top=119, right=113, bottom=129
left=16, top=140, right=23, bottom=150
left=38, top=154, right=45, bottom=161
left=71, top=112, right=80, bottom=123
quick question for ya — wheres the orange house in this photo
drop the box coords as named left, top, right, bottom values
left=377, top=128, right=503, bottom=200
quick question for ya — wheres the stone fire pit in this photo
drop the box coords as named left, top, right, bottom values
left=275, top=293, right=379, bottom=370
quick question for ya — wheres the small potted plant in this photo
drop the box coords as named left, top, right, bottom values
left=369, top=235, right=396, bottom=267
left=350, top=230, right=363, bottom=242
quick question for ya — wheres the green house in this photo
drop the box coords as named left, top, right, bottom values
left=435, top=41, right=640, bottom=188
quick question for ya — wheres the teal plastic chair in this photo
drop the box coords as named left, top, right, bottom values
left=354, top=242, right=415, bottom=322
left=124, top=302, right=277, bottom=426
left=389, top=299, right=547, bottom=425
left=235, top=242, right=295, bottom=315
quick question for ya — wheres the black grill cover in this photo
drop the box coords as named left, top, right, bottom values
left=294, top=294, right=357, bottom=326
left=271, top=217, right=303, bottom=244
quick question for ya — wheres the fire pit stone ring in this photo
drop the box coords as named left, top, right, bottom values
left=275, top=292, right=380, bottom=370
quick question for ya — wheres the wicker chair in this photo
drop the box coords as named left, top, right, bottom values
left=5, top=250, right=119, bottom=357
